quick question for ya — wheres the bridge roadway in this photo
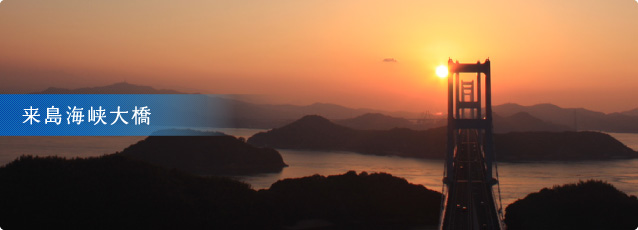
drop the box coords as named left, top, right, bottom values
left=441, top=129, right=501, bottom=230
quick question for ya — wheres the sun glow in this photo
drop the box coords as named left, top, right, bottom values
left=436, top=65, right=448, bottom=78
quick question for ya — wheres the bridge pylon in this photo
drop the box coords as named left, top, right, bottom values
left=439, top=59, right=504, bottom=230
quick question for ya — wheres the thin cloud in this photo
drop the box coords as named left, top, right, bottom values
left=382, top=58, right=397, bottom=63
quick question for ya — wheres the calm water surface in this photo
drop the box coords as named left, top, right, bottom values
left=239, top=149, right=638, bottom=207
left=1, top=129, right=637, bottom=207
left=237, top=131, right=638, bottom=207
left=0, top=128, right=259, bottom=165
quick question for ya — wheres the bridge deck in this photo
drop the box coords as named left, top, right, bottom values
left=441, top=129, right=501, bottom=230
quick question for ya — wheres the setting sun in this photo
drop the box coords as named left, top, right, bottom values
left=436, top=65, right=448, bottom=78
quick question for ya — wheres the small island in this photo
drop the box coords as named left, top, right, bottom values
left=120, top=130, right=287, bottom=175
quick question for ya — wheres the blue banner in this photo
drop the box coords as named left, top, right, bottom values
left=0, top=94, right=232, bottom=136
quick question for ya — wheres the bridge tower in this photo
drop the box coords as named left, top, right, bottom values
left=439, top=59, right=504, bottom=230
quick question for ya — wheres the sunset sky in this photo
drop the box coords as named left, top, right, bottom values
left=1, top=0, right=637, bottom=114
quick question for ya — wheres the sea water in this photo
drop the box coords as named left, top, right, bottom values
left=1, top=130, right=637, bottom=207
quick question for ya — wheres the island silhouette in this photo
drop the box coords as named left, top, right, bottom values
left=119, top=130, right=287, bottom=175
left=248, top=115, right=637, bottom=161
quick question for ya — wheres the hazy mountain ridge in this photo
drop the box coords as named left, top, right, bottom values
left=335, top=111, right=571, bottom=133
left=494, top=103, right=638, bottom=133
left=620, top=108, right=638, bottom=117
left=229, top=101, right=424, bottom=128
left=248, top=115, right=638, bottom=161
left=334, top=113, right=418, bottom=130
left=30, top=83, right=638, bottom=132
left=493, top=111, right=572, bottom=133
left=29, top=83, right=423, bottom=128
left=494, top=103, right=605, bottom=125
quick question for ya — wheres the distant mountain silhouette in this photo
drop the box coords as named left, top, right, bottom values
left=248, top=115, right=638, bottom=161
left=0, top=156, right=442, bottom=229
left=494, top=103, right=638, bottom=133
left=504, top=180, right=638, bottom=230
left=30, top=83, right=638, bottom=132
left=119, top=130, right=287, bottom=175
left=620, top=107, right=638, bottom=117
left=335, top=113, right=417, bottom=130
left=327, top=105, right=638, bottom=133
left=332, top=112, right=570, bottom=133
left=268, top=102, right=385, bottom=119
left=230, top=101, right=423, bottom=129
left=494, top=103, right=605, bottom=124
left=249, top=115, right=446, bottom=158
left=268, top=102, right=422, bottom=120
left=33, top=82, right=183, bottom=94
left=493, top=112, right=572, bottom=133
left=32, top=82, right=424, bottom=128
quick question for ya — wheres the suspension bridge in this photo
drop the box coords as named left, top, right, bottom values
left=439, top=59, right=504, bottom=230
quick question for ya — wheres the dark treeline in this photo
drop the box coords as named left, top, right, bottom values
left=0, top=155, right=268, bottom=229
left=263, top=171, right=441, bottom=229
left=1, top=155, right=637, bottom=229
left=0, top=155, right=441, bottom=230
left=505, top=180, right=638, bottom=230
left=248, top=115, right=637, bottom=161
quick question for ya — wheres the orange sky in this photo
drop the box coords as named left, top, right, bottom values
left=1, top=0, right=637, bottom=113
